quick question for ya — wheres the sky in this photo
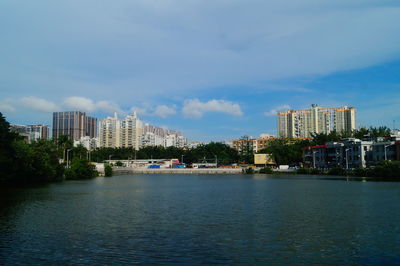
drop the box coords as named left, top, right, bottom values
left=1, top=0, right=400, bottom=141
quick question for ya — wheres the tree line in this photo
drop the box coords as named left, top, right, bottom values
left=90, top=142, right=239, bottom=165
left=0, top=112, right=97, bottom=185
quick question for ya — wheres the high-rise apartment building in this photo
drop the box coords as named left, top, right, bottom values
left=99, top=113, right=186, bottom=150
left=277, top=105, right=356, bottom=138
left=120, top=113, right=143, bottom=150
left=99, top=113, right=120, bottom=148
left=334, top=106, right=357, bottom=134
left=99, top=112, right=143, bottom=150
left=52, top=111, right=97, bottom=140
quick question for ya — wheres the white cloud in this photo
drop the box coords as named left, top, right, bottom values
left=153, top=105, right=176, bottom=118
left=0, top=102, right=15, bottom=113
left=2, top=1, right=400, bottom=100
left=96, top=100, right=123, bottom=114
left=63, top=96, right=95, bottom=112
left=19, top=96, right=59, bottom=112
left=183, top=99, right=243, bottom=118
left=63, top=96, right=122, bottom=113
left=264, top=105, right=291, bottom=116
left=129, top=106, right=148, bottom=115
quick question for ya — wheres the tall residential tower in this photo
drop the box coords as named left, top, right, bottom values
left=52, top=111, right=97, bottom=140
left=277, top=105, right=356, bottom=138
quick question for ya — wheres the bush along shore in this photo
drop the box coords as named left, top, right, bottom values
left=251, top=161, right=400, bottom=180
left=0, top=112, right=98, bottom=186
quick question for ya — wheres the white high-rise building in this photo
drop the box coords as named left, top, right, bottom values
left=140, top=132, right=165, bottom=147
left=99, top=113, right=120, bottom=148
left=99, top=113, right=186, bottom=149
left=334, top=107, right=356, bottom=134
left=99, top=112, right=143, bottom=150
left=120, top=113, right=143, bottom=150
left=164, top=134, right=177, bottom=147
left=277, top=105, right=356, bottom=138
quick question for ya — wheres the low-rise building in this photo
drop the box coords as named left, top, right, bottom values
left=304, top=137, right=399, bottom=169
left=254, top=153, right=276, bottom=167
left=232, top=135, right=310, bottom=153
left=74, top=136, right=99, bottom=150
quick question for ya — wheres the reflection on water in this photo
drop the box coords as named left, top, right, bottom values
left=1, top=174, right=400, bottom=265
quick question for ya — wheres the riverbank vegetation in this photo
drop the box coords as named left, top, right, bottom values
left=253, top=162, right=400, bottom=180
left=104, top=163, right=113, bottom=177
left=297, top=162, right=400, bottom=179
left=0, top=113, right=98, bottom=185
left=64, top=158, right=98, bottom=180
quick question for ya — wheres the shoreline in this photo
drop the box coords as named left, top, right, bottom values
left=111, top=168, right=400, bottom=182
left=113, top=167, right=244, bottom=175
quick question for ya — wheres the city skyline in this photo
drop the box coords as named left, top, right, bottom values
left=1, top=1, right=400, bottom=141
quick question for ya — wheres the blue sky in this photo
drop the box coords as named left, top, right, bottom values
left=1, top=0, right=400, bottom=141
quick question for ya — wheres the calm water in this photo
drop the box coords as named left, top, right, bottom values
left=1, top=174, right=400, bottom=265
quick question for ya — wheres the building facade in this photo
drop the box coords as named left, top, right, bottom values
left=52, top=111, right=97, bottom=140
left=232, top=135, right=310, bottom=153
left=10, top=124, right=50, bottom=143
left=278, top=105, right=356, bottom=138
left=119, top=113, right=143, bottom=150
left=99, top=113, right=120, bottom=148
left=73, top=136, right=99, bottom=151
left=304, top=137, right=399, bottom=169
left=99, top=113, right=186, bottom=150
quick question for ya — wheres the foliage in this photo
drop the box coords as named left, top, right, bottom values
left=244, top=167, right=255, bottom=174
left=296, top=168, right=310, bottom=174
left=0, top=112, right=64, bottom=185
left=259, top=139, right=308, bottom=165
left=56, top=134, right=73, bottom=159
left=353, top=126, right=392, bottom=140
left=259, top=167, right=274, bottom=174
left=71, top=144, right=88, bottom=160
left=368, top=161, right=400, bottom=178
left=295, top=162, right=400, bottom=179
left=350, top=168, right=370, bottom=177
left=327, top=167, right=347, bottom=176
left=65, top=158, right=98, bottom=180
left=237, top=135, right=254, bottom=164
left=104, top=163, right=113, bottom=177
left=296, top=168, right=322, bottom=175
left=259, top=126, right=393, bottom=167
left=115, top=161, right=123, bottom=166
left=90, top=142, right=239, bottom=164
left=311, top=132, right=343, bottom=145
left=310, top=168, right=322, bottom=175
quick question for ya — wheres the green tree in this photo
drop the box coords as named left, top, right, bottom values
left=72, top=144, right=88, bottom=160
left=259, top=139, right=307, bottom=165
left=0, top=112, right=21, bottom=183
left=353, top=126, right=391, bottom=139
left=65, top=158, right=98, bottom=180
left=104, top=163, right=113, bottom=177
left=0, top=112, right=64, bottom=185
left=236, top=136, right=254, bottom=164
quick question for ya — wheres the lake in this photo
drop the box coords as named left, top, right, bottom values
left=1, top=174, right=400, bottom=265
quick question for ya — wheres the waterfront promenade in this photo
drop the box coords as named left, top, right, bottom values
left=113, top=167, right=243, bottom=175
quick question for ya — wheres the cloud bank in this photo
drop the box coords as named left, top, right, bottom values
left=1, top=0, right=400, bottom=102
left=183, top=99, right=243, bottom=118
left=63, top=96, right=122, bottom=114
left=264, top=105, right=291, bottom=117
left=2, top=96, right=242, bottom=119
